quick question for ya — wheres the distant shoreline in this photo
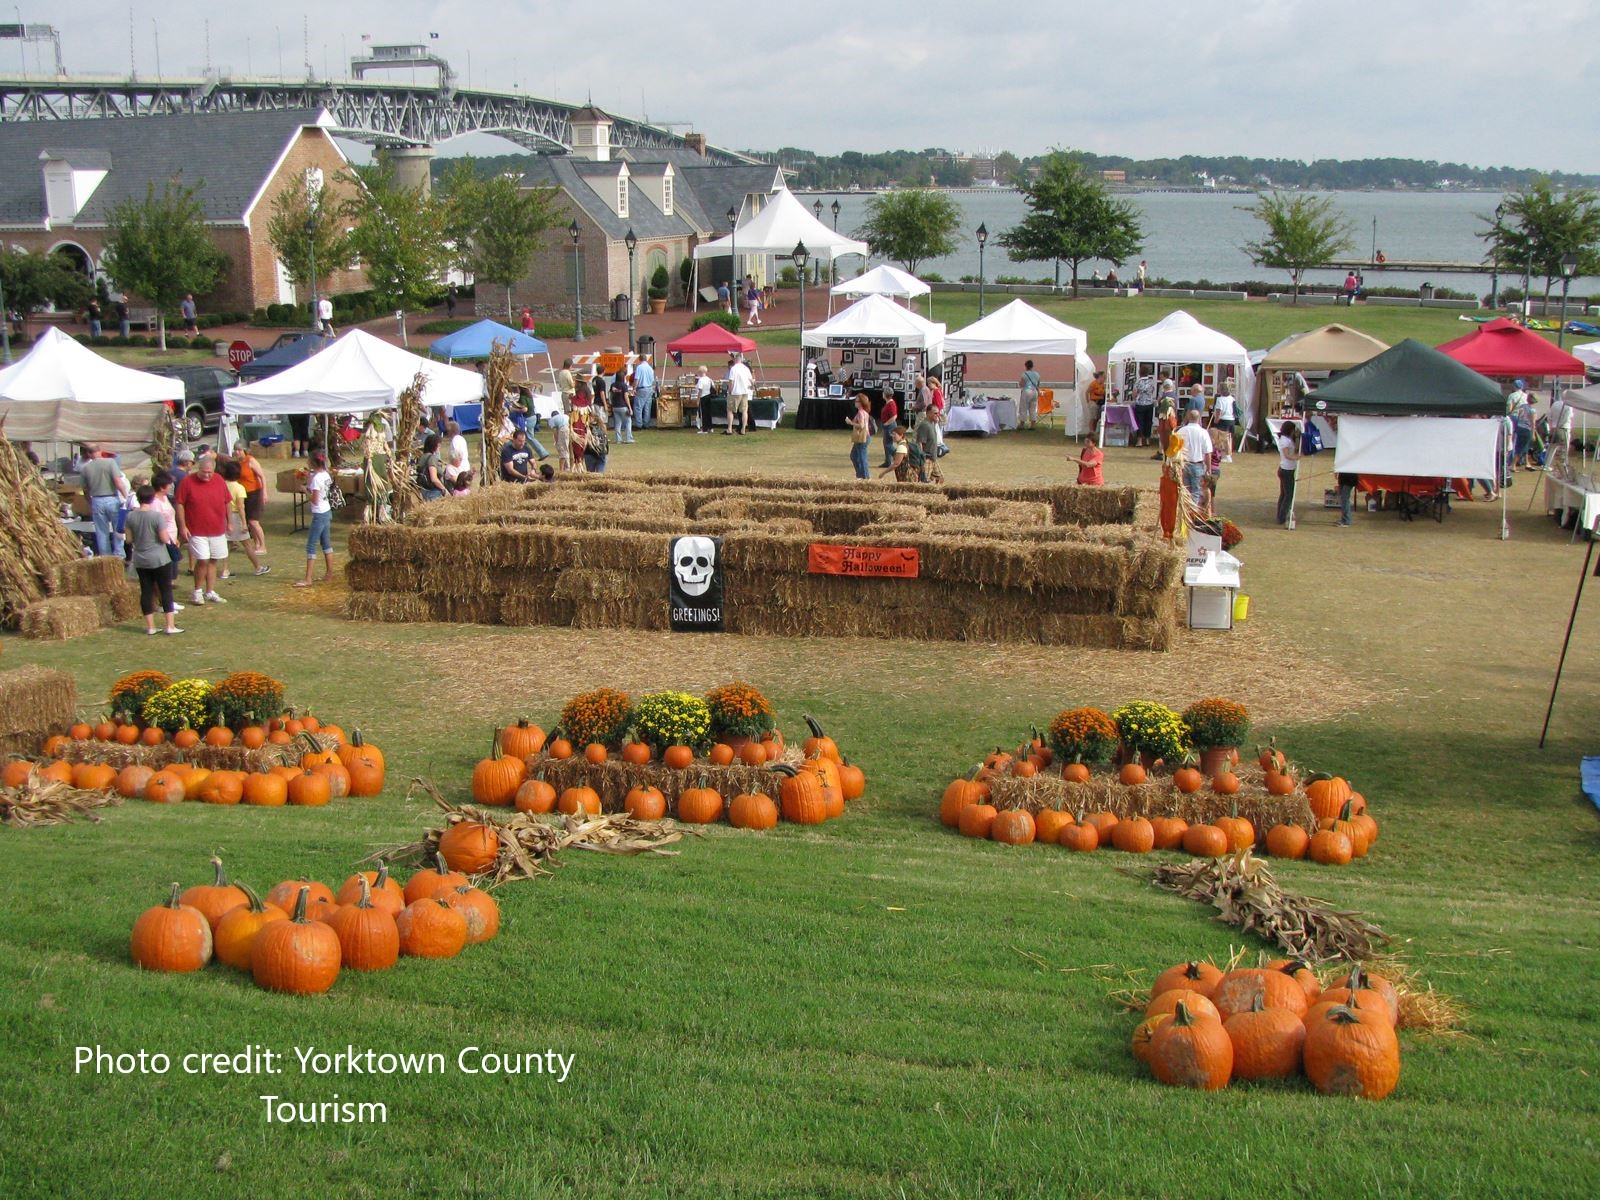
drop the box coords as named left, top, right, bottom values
left=795, top=185, right=1514, bottom=197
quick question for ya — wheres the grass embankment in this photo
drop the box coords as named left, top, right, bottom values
left=1, top=436, right=1597, bottom=1197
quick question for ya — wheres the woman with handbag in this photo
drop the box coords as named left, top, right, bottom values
left=846, top=394, right=872, bottom=480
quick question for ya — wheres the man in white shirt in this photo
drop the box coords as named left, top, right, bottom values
left=694, top=366, right=714, bottom=434
left=443, top=420, right=470, bottom=485
left=316, top=295, right=334, bottom=335
left=1175, top=410, right=1211, bottom=506
left=1548, top=391, right=1573, bottom=474
left=725, top=354, right=754, bottom=436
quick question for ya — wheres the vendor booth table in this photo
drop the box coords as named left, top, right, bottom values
left=1102, top=403, right=1137, bottom=446
left=945, top=404, right=1000, bottom=436
left=1106, top=310, right=1256, bottom=446
left=944, top=299, right=1095, bottom=435
left=796, top=392, right=857, bottom=430
left=701, top=393, right=784, bottom=430
left=801, top=294, right=946, bottom=428
left=1545, top=475, right=1600, bottom=535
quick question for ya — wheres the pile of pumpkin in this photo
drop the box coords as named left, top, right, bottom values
left=467, top=715, right=864, bottom=829
left=5, top=719, right=386, bottom=806
left=940, top=742, right=1377, bottom=866
left=1133, top=958, right=1402, bottom=1099
left=129, top=855, right=497, bottom=994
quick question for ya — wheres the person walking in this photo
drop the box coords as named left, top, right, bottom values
left=175, top=453, right=231, bottom=604
left=911, top=410, right=943, bottom=483
left=1075, top=433, right=1104, bottom=486
left=81, top=445, right=130, bottom=558
left=878, top=390, right=899, bottom=466
left=180, top=294, right=198, bottom=335
left=1276, top=419, right=1302, bottom=526
left=87, top=298, right=102, bottom=338
left=1343, top=272, right=1359, bottom=306
left=234, top=447, right=269, bottom=554
left=219, top=460, right=270, bottom=576
left=445, top=285, right=458, bottom=319
left=846, top=394, right=872, bottom=480
left=1176, top=410, right=1211, bottom=508
left=1508, top=380, right=1535, bottom=470
left=1018, top=360, right=1043, bottom=430
left=717, top=280, right=732, bottom=314
left=632, top=354, right=656, bottom=431
left=148, top=471, right=184, bottom=610
left=1335, top=471, right=1358, bottom=527
left=1136, top=260, right=1148, bottom=293
left=1209, top=383, right=1238, bottom=462
left=608, top=368, right=634, bottom=443
left=556, top=357, right=576, bottom=409
left=295, top=450, right=335, bottom=587
left=317, top=295, right=334, bottom=336
left=114, top=296, right=130, bottom=339
left=124, top=485, right=182, bottom=635
left=745, top=281, right=763, bottom=327
left=695, top=365, right=714, bottom=434
left=726, top=353, right=754, bottom=435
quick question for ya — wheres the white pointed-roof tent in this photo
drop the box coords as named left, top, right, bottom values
left=830, top=264, right=932, bottom=317
left=694, top=188, right=870, bottom=265
left=1106, top=309, right=1257, bottom=435
left=801, top=294, right=946, bottom=363
left=945, top=299, right=1097, bottom=434
left=223, top=329, right=485, bottom=415
left=0, top=326, right=182, bottom=457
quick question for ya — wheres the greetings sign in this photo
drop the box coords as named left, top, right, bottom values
left=669, top=535, right=724, bottom=631
left=806, top=545, right=920, bottom=579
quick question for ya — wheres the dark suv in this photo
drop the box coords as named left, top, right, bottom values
left=148, top=364, right=239, bottom=441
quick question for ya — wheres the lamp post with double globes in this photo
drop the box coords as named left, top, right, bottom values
left=625, top=227, right=638, bottom=353
left=831, top=199, right=841, bottom=287
left=727, top=205, right=739, bottom=317
left=812, top=200, right=824, bottom=285
left=792, top=241, right=809, bottom=396
left=1490, top=202, right=1505, bottom=312
left=568, top=220, right=584, bottom=343
left=976, top=222, right=989, bottom=318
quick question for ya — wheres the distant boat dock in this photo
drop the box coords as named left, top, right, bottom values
left=1321, top=258, right=1486, bottom=274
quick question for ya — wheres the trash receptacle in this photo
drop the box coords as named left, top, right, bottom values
left=1419, top=282, right=1434, bottom=302
left=635, top=334, right=655, bottom=362
left=611, top=293, right=631, bottom=322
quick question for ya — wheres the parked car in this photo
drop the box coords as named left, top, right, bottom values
left=236, top=331, right=333, bottom=383
left=147, top=364, right=239, bottom=441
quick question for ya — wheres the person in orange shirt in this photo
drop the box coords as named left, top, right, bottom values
left=1074, top=434, right=1104, bottom=486
left=233, top=447, right=268, bottom=554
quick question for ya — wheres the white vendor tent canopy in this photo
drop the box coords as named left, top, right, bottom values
left=223, top=329, right=484, bottom=416
left=0, top=326, right=181, bottom=454
left=944, top=299, right=1097, bottom=433
left=831, top=264, right=930, bottom=301
left=1574, top=342, right=1600, bottom=372
left=1565, top=381, right=1600, bottom=416
left=1107, top=309, right=1257, bottom=428
left=801, top=293, right=946, bottom=362
left=694, top=189, right=869, bottom=263
left=1333, top=415, right=1500, bottom=479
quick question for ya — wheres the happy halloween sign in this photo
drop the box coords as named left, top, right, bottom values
left=806, top=545, right=920, bottom=578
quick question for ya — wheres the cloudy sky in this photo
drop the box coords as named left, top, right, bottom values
left=25, top=0, right=1600, bottom=172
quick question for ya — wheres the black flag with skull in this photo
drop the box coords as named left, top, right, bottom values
left=669, top=535, right=724, bottom=632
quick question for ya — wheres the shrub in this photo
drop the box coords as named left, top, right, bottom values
left=632, top=691, right=712, bottom=751
left=779, top=266, right=798, bottom=285
left=649, top=264, right=670, bottom=298
left=109, top=671, right=174, bottom=716
left=678, top=258, right=694, bottom=285
left=191, top=335, right=213, bottom=350
left=208, top=671, right=286, bottom=728
left=1112, top=701, right=1189, bottom=761
left=1047, top=707, right=1119, bottom=764
left=922, top=272, right=945, bottom=283
left=690, top=310, right=742, bottom=333
left=141, top=679, right=214, bottom=733
left=532, top=321, right=597, bottom=339
left=416, top=319, right=476, bottom=335
left=704, top=682, right=776, bottom=740
left=1181, top=699, right=1250, bottom=749
left=558, top=688, right=633, bottom=748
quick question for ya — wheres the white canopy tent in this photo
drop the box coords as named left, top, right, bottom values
left=223, top=329, right=484, bottom=416
left=830, top=264, right=931, bottom=317
left=944, top=299, right=1096, bottom=434
left=801, top=293, right=946, bottom=362
left=1106, top=309, right=1258, bottom=441
left=1574, top=341, right=1600, bottom=372
left=0, top=326, right=182, bottom=458
left=694, top=188, right=869, bottom=265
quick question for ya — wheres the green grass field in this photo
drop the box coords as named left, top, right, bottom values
left=2, top=432, right=1598, bottom=1198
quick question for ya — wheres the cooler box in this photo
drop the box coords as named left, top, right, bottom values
left=1184, top=549, right=1241, bottom=631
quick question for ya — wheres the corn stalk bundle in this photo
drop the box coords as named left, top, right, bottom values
left=481, top=341, right=515, bottom=484
left=389, top=371, right=426, bottom=521
left=149, top=408, right=177, bottom=474
left=1, top=777, right=122, bottom=827
left=0, top=425, right=84, bottom=628
left=1147, top=849, right=1391, bottom=965
left=364, top=779, right=691, bottom=886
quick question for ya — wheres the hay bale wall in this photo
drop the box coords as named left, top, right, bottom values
left=20, top=596, right=101, bottom=640
left=0, top=666, right=77, bottom=757
left=344, top=473, right=1181, bottom=649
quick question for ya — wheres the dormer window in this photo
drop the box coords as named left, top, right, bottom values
left=662, top=171, right=673, bottom=217
left=304, top=166, right=324, bottom=197
left=617, top=171, right=628, bottom=218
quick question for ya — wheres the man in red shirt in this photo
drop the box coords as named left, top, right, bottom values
left=175, top=453, right=232, bottom=606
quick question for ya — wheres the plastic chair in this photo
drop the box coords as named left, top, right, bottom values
left=1037, top=388, right=1056, bottom=427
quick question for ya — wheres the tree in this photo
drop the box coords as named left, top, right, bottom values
left=997, top=151, right=1144, bottom=296
left=1478, top=177, right=1600, bottom=302
left=438, top=159, right=564, bottom=321
left=1240, top=192, right=1354, bottom=304
left=266, top=174, right=353, bottom=307
left=0, top=248, right=94, bottom=330
left=853, top=190, right=961, bottom=275
left=101, top=180, right=227, bottom=350
left=341, top=162, right=451, bottom=315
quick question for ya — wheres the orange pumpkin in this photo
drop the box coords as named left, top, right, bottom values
left=499, top=719, right=546, bottom=760
left=1152, top=960, right=1223, bottom=1000
left=172, top=726, right=200, bottom=750
left=344, top=752, right=385, bottom=798
left=1061, top=761, right=1091, bottom=784
left=1211, top=767, right=1240, bottom=796
left=738, top=740, right=769, bottom=767
left=1151, top=816, right=1189, bottom=850
left=1119, top=762, right=1147, bottom=785
left=143, top=768, right=186, bottom=804
left=1172, top=762, right=1204, bottom=794
left=1265, top=823, right=1310, bottom=859
left=558, top=786, right=602, bottom=816
left=265, top=878, right=335, bottom=911
left=837, top=758, right=866, bottom=801
left=130, top=882, right=213, bottom=972
left=395, top=897, right=468, bottom=958
left=1146, top=988, right=1222, bottom=1024
left=625, top=784, right=668, bottom=821
left=801, top=714, right=840, bottom=763
left=1182, top=823, right=1229, bottom=858
left=68, top=722, right=92, bottom=741
left=287, top=769, right=332, bottom=807
left=403, top=853, right=469, bottom=905
left=1110, top=815, right=1156, bottom=853
left=180, top=857, right=249, bottom=929
left=252, top=887, right=341, bottom=994
left=1212, top=968, right=1310, bottom=1021
left=1215, top=806, right=1255, bottom=852
left=1309, top=828, right=1353, bottom=866
left=728, top=790, right=778, bottom=830
left=335, top=864, right=406, bottom=916
left=42, top=734, right=70, bottom=756
left=139, top=726, right=165, bottom=747
left=1087, top=810, right=1120, bottom=843
left=546, top=733, right=574, bottom=760
left=438, top=820, right=501, bottom=874
left=1304, top=773, right=1353, bottom=821
left=514, top=774, right=557, bottom=814
left=705, top=743, right=734, bottom=767
left=242, top=768, right=289, bottom=807
left=326, top=877, right=401, bottom=971
left=440, top=884, right=500, bottom=944
left=213, top=884, right=287, bottom=970
left=958, top=802, right=998, bottom=839
left=1034, top=808, right=1074, bottom=845
left=239, top=726, right=267, bottom=750
left=115, top=764, right=154, bottom=798
left=677, top=780, right=724, bottom=824
left=114, top=722, right=140, bottom=746
left=621, top=741, right=653, bottom=765
left=71, top=761, right=118, bottom=792
left=583, top=742, right=609, bottom=765
left=203, top=725, right=234, bottom=748
left=990, top=807, right=1036, bottom=845
left=1225, top=994, right=1307, bottom=1080
left=1058, top=820, right=1099, bottom=852
left=313, top=760, right=352, bottom=799
left=471, top=733, right=527, bottom=807
left=775, top=764, right=828, bottom=825
left=663, top=744, right=696, bottom=770
left=194, top=770, right=246, bottom=805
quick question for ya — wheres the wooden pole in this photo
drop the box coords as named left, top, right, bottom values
left=1539, top=535, right=1595, bottom=748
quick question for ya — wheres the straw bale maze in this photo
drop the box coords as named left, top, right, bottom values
left=344, top=475, right=1184, bottom=648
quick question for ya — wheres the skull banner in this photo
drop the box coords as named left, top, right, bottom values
left=669, top=535, right=724, bottom=631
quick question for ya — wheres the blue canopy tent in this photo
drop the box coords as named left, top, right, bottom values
left=427, top=320, right=554, bottom=435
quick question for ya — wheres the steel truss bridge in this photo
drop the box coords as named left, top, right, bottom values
left=0, top=73, right=748, bottom=162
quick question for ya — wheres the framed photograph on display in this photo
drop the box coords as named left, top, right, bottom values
left=875, top=346, right=898, bottom=367
left=839, top=349, right=856, bottom=365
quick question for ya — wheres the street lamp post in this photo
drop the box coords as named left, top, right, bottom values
left=811, top=200, right=824, bottom=285
left=624, top=227, right=638, bottom=353
left=1558, top=253, right=1578, bottom=348
left=305, top=214, right=319, bottom=333
left=1490, top=202, right=1505, bottom=311
left=0, top=268, right=10, bottom=364
left=568, top=220, right=583, bottom=343
left=830, top=199, right=841, bottom=287
left=792, top=241, right=809, bottom=398
left=976, top=223, right=989, bottom=318
left=727, top=205, right=739, bottom=317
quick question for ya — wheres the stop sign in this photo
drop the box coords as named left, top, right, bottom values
left=227, top=340, right=255, bottom=370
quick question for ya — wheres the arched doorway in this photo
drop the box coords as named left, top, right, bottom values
left=50, top=242, right=93, bottom=279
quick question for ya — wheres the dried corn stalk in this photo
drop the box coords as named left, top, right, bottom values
left=1148, top=849, right=1391, bottom=965
left=0, top=422, right=84, bottom=627
left=362, top=778, right=690, bottom=887
left=481, top=341, right=515, bottom=484
left=1, top=778, right=122, bottom=827
left=389, top=370, right=426, bottom=521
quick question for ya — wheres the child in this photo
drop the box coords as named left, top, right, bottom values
left=878, top=428, right=912, bottom=482
left=218, top=460, right=269, bottom=576
left=450, top=468, right=474, bottom=498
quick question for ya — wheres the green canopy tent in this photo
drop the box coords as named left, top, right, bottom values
left=1304, top=340, right=1510, bottom=537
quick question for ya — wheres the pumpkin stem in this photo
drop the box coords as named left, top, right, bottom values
left=767, top=763, right=798, bottom=778
left=350, top=728, right=366, bottom=748
left=375, top=863, right=390, bottom=890
left=236, top=881, right=267, bottom=913
left=803, top=714, right=825, bottom=739
left=1170, top=999, right=1198, bottom=1027
left=1328, top=1005, right=1362, bottom=1025
left=1306, top=770, right=1333, bottom=784
left=1348, top=962, right=1365, bottom=991
left=433, top=851, right=449, bottom=875
left=209, top=856, right=227, bottom=887
left=1249, top=993, right=1266, bottom=1013
left=355, top=875, right=374, bottom=910
left=1338, top=799, right=1354, bottom=821
left=164, top=881, right=183, bottom=909
left=290, top=886, right=311, bottom=923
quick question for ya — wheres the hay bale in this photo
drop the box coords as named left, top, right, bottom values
left=0, top=665, right=76, bottom=757
left=20, top=596, right=101, bottom=640
left=45, top=556, right=126, bottom=597
left=345, top=592, right=433, bottom=623
left=107, top=583, right=142, bottom=623
left=527, top=749, right=800, bottom=814
left=988, top=772, right=1316, bottom=833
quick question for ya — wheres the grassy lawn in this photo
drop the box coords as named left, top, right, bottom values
left=2, top=431, right=1598, bottom=1197
left=752, top=292, right=1517, bottom=358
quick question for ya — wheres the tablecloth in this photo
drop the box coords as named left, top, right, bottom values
left=796, top=395, right=856, bottom=430
left=1103, top=403, right=1137, bottom=429
left=1545, top=475, right=1600, bottom=532
left=987, top=398, right=1019, bottom=430
left=1356, top=475, right=1473, bottom=500
left=946, top=406, right=999, bottom=435
left=701, top=396, right=784, bottom=430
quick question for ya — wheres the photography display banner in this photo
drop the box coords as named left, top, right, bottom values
left=1332, top=415, right=1499, bottom=479
left=807, top=545, right=921, bottom=578
left=669, top=535, right=724, bottom=631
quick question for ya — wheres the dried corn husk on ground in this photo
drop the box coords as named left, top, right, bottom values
left=363, top=778, right=691, bottom=887
left=1147, top=849, right=1391, bottom=966
left=1, top=776, right=122, bottom=827
left=0, top=425, right=84, bottom=627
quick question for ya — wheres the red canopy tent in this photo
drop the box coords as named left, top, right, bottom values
left=665, top=323, right=757, bottom=356
left=1436, top=318, right=1586, bottom=378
